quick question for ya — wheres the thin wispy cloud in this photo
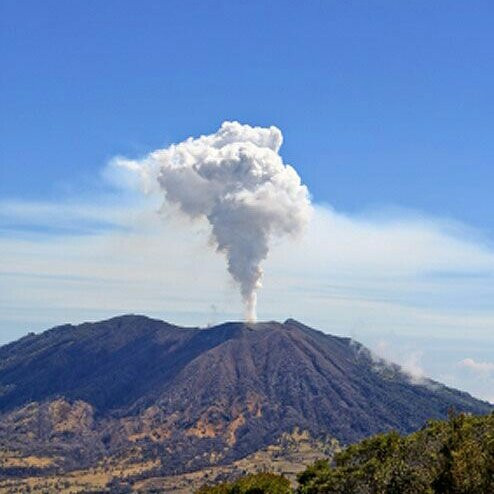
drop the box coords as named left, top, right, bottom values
left=2, top=189, right=494, bottom=333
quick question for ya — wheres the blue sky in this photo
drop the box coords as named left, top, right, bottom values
left=2, top=1, right=493, bottom=230
left=1, top=1, right=494, bottom=401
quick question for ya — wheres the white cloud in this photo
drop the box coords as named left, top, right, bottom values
left=270, top=205, right=494, bottom=278
left=458, top=358, right=494, bottom=375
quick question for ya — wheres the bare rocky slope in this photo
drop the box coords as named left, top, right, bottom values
left=0, top=315, right=491, bottom=478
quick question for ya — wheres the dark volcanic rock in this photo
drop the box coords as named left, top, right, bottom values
left=0, top=315, right=491, bottom=474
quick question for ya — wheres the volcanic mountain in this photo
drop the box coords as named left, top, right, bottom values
left=0, top=315, right=491, bottom=479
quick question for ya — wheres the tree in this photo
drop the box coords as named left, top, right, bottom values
left=196, top=472, right=292, bottom=494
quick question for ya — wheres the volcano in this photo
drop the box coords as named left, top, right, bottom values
left=0, top=315, right=491, bottom=480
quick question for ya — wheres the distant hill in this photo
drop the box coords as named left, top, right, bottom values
left=0, top=315, right=491, bottom=490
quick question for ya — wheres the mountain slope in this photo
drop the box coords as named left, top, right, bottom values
left=0, top=315, right=491, bottom=478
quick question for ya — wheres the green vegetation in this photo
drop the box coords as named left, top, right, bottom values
left=297, top=412, right=494, bottom=493
left=198, top=412, right=494, bottom=494
left=196, top=472, right=292, bottom=494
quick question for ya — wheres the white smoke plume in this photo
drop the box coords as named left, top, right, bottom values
left=117, top=121, right=311, bottom=321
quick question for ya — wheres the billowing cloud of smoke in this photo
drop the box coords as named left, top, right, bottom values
left=117, top=121, right=311, bottom=321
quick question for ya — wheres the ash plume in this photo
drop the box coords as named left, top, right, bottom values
left=118, top=121, right=311, bottom=321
